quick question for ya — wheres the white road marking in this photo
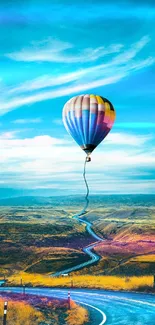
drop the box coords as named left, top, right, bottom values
left=25, top=288, right=107, bottom=324
left=1, top=287, right=155, bottom=324
left=75, top=299, right=107, bottom=325
left=69, top=291, right=155, bottom=308
left=49, top=289, right=155, bottom=308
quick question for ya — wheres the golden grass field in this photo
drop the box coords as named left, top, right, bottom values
left=67, top=301, right=88, bottom=325
left=0, top=299, right=43, bottom=325
left=8, top=272, right=154, bottom=292
left=130, top=254, right=155, bottom=262
left=0, top=295, right=88, bottom=325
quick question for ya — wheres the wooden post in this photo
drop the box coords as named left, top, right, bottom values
left=71, top=280, right=73, bottom=288
left=68, top=291, right=71, bottom=310
left=23, top=285, right=26, bottom=295
left=20, top=278, right=22, bottom=286
left=3, top=301, right=8, bottom=325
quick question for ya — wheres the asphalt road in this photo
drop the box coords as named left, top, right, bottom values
left=52, top=216, right=103, bottom=276
left=0, top=287, right=154, bottom=325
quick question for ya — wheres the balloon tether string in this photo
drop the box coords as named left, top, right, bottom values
left=74, top=156, right=90, bottom=218
left=83, top=157, right=89, bottom=213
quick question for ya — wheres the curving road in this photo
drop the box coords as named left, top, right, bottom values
left=0, top=287, right=154, bottom=325
left=52, top=215, right=103, bottom=277
left=75, top=215, right=103, bottom=242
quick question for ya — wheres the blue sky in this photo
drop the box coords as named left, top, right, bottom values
left=0, top=0, right=155, bottom=196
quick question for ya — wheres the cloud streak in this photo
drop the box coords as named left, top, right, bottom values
left=0, top=74, right=126, bottom=115
left=0, top=36, right=154, bottom=116
left=6, top=39, right=123, bottom=63
left=12, top=118, right=42, bottom=124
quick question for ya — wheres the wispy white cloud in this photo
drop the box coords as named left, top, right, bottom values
left=53, top=119, right=63, bottom=126
left=0, top=131, right=19, bottom=140
left=0, top=74, right=125, bottom=115
left=0, top=36, right=154, bottom=116
left=111, top=35, right=150, bottom=63
left=0, top=134, right=70, bottom=150
left=7, top=37, right=153, bottom=97
left=8, top=71, right=86, bottom=94
left=104, top=132, right=151, bottom=146
left=0, top=131, right=154, bottom=193
left=115, top=122, right=155, bottom=128
left=12, top=118, right=42, bottom=124
left=6, top=38, right=122, bottom=63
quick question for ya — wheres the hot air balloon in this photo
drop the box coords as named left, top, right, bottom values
left=62, top=94, right=116, bottom=162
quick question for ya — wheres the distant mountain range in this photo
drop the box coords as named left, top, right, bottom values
left=0, top=194, right=154, bottom=207
left=0, top=187, right=71, bottom=199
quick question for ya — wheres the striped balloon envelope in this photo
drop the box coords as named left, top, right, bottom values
left=62, top=94, right=116, bottom=159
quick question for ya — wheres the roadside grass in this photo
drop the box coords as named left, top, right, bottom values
left=0, top=298, right=44, bottom=325
left=66, top=301, right=88, bottom=325
left=7, top=272, right=154, bottom=292
left=0, top=293, right=88, bottom=325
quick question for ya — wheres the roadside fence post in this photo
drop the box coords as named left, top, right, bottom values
left=68, top=291, right=71, bottom=310
left=3, top=301, right=8, bottom=325
left=23, top=285, right=26, bottom=295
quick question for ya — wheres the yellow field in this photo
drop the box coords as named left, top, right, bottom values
left=8, top=272, right=154, bottom=291
left=130, top=254, right=155, bottom=262
left=0, top=299, right=43, bottom=325
left=0, top=296, right=88, bottom=325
